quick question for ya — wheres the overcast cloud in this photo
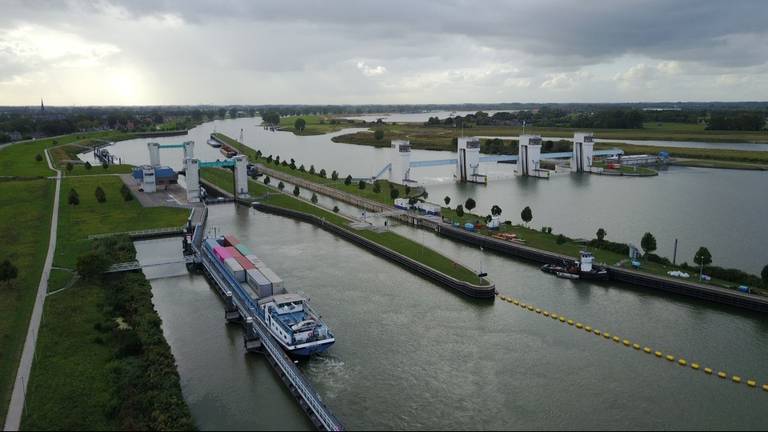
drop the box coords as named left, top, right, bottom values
left=1, top=0, right=767, bottom=105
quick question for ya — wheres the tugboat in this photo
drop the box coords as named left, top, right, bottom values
left=541, top=251, right=609, bottom=281
left=207, top=133, right=222, bottom=148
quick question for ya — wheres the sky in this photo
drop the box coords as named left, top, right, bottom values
left=1, top=0, right=767, bottom=106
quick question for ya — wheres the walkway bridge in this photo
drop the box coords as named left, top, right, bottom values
left=106, top=256, right=193, bottom=273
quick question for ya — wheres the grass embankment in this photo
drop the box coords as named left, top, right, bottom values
left=49, top=139, right=133, bottom=175
left=200, top=167, right=235, bottom=192
left=592, top=161, right=658, bottom=176
left=203, top=168, right=487, bottom=286
left=54, top=176, right=189, bottom=268
left=212, top=132, right=421, bottom=206
left=440, top=207, right=748, bottom=289
left=330, top=123, right=768, bottom=167
left=0, top=180, right=54, bottom=425
left=274, top=115, right=366, bottom=136
left=23, top=237, right=195, bottom=430
left=46, top=269, right=74, bottom=293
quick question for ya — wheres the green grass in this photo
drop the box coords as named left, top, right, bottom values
left=668, top=159, right=768, bottom=170
left=212, top=132, right=420, bottom=206
left=276, top=115, right=365, bottom=136
left=0, top=179, right=54, bottom=426
left=592, top=161, right=658, bottom=176
left=595, top=142, right=768, bottom=165
left=55, top=176, right=189, bottom=268
left=201, top=167, right=235, bottom=192
left=22, top=278, right=119, bottom=431
left=641, top=122, right=707, bottom=131
left=47, top=269, right=74, bottom=293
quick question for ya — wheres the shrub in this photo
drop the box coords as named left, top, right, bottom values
left=293, top=186, right=300, bottom=196
left=95, top=186, right=106, bottom=203
left=358, top=180, right=366, bottom=190
left=331, top=170, right=339, bottom=180
left=311, top=193, right=318, bottom=204
left=68, top=188, right=80, bottom=205
left=76, top=252, right=110, bottom=279
left=120, top=184, right=133, bottom=201
left=35, top=153, right=43, bottom=162
left=0, top=259, right=19, bottom=285
left=390, top=188, right=399, bottom=199
left=102, top=162, right=108, bottom=170
left=587, top=239, right=629, bottom=255
left=299, top=164, right=306, bottom=172
left=645, top=253, right=672, bottom=266
left=319, top=168, right=326, bottom=178
left=264, top=176, right=271, bottom=185
left=309, top=165, right=315, bottom=175
left=333, top=206, right=339, bottom=213
left=456, top=204, right=464, bottom=217
left=344, top=175, right=352, bottom=185
left=278, top=181, right=285, bottom=191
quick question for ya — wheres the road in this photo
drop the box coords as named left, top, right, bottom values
left=3, top=149, right=61, bottom=431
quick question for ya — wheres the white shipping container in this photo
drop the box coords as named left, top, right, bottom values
left=257, top=267, right=284, bottom=292
left=246, top=268, right=272, bottom=298
left=245, top=254, right=266, bottom=268
left=224, top=257, right=246, bottom=282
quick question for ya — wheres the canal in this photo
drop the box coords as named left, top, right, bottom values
left=136, top=203, right=768, bottom=430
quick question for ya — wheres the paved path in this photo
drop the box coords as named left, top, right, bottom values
left=4, top=149, right=61, bottom=431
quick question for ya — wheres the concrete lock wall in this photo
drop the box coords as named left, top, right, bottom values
left=389, top=140, right=412, bottom=184
left=516, top=135, right=542, bottom=177
left=148, top=142, right=161, bottom=167
left=456, top=137, right=481, bottom=182
left=572, top=132, right=595, bottom=173
left=234, top=155, right=249, bottom=197
left=185, top=158, right=200, bottom=203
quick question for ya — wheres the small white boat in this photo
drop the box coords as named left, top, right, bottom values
left=555, top=271, right=580, bottom=280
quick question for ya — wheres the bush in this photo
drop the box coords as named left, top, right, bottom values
left=311, top=193, right=318, bottom=204
left=645, top=253, right=672, bottom=266
left=68, top=188, right=80, bottom=205
left=278, top=181, right=285, bottom=191
left=102, top=162, right=108, bottom=170
left=299, top=164, right=306, bottom=173
left=331, top=170, right=339, bottom=181
left=35, top=153, right=43, bottom=162
left=333, top=206, right=340, bottom=213
left=293, top=186, right=300, bottom=196
left=456, top=204, right=464, bottom=217
left=0, top=259, right=19, bottom=285
left=390, top=188, right=399, bottom=200
left=587, top=239, right=629, bottom=256
left=264, top=176, right=271, bottom=185
left=75, top=252, right=111, bottom=279
left=95, top=186, right=106, bottom=203
left=319, top=168, right=326, bottom=178
left=309, top=165, right=315, bottom=175
left=704, top=265, right=761, bottom=286
left=344, top=175, right=352, bottom=185
left=120, top=184, right=133, bottom=201
left=358, top=180, right=366, bottom=190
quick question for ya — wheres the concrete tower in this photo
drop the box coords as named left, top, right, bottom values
left=184, top=158, right=200, bottom=203
left=148, top=142, right=161, bottom=167
left=234, top=155, right=249, bottom=197
left=183, top=141, right=195, bottom=160
left=141, top=165, right=157, bottom=193
left=389, top=140, right=412, bottom=184
left=516, top=135, right=542, bottom=177
left=571, top=132, right=595, bottom=173
left=456, top=137, right=481, bottom=182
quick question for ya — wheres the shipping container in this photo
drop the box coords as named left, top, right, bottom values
left=223, top=234, right=240, bottom=247
left=257, top=267, right=284, bottom=292
left=246, top=268, right=272, bottom=298
left=224, top=257, right=246, bottom=282
left=235, top=244, right=254, bottom=256
left=245, top=255, right=266, bottom=268
left=234, top=253, right=255, bottom=270
left=204, top=239, right=220, bottom=252
left=213, top=245, right=233, bottom=261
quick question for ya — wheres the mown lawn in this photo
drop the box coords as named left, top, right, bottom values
left=46, top=269, right=74, bottom=293
left=276, top=115, right=365, bottom=135
left=0, top=179, right=54, bottom=426
left=54, top=176, right=189, bottom=268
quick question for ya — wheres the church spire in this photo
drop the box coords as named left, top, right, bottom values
left=40, top=98, right=45, bottom=112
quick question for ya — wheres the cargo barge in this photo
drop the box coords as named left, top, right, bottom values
left=202, top=234, right=335, bottom=357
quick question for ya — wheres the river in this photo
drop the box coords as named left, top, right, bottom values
left=86, top=118, right=768, bottom=274
left=135, top=203, right=768, bottom=430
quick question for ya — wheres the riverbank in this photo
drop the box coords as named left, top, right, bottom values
left=22, top=237, right=195, bottom=430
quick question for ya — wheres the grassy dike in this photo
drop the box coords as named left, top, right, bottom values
left=206, top=169, right=488, bottom=286
left=22, top=238, right=195, bottom=430
left=212, top=132, right=421, bottom=206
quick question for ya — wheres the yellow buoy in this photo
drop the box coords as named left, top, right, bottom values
left=499, top=295, right=506, bottom=301
left=584, top=326, right=592, bottom=333
left=603, top=332, right=611, bottom=339
left=632, top=344, right=640, bottom=350
left=678, top=359, right=687, bottom=366
left=732, top=376, right=742, bottom=384
left=747, top=380, right=756, bottom=388
left=567, top=319, right=574, bottom=325
left=761, top=384, right=768, bottom=392
left=704, top=368, right=713, bottom=375
left=643, top=347, right=652, bottom=354
left=666, top=355, right=675, bottom=362
left=513, top=300, right=519, bottom=305
left=527, top=305, right=534, bottom=311
left=507, top=298, right=515, bottom=303
left=655, top=351, right=663, bottom=358
left=717, top=371, right=727, bottom=379
left=535, top=308, right=541, bottom=314
left=559, top=317, right=566, bottom=322
left=575, top=323, right=583, bottom=329
left=594, top=330, right=601, bottom=336
left=551, top=313, right=558, bottom=319
left=691, top=363, right=700, bottom=370
left=520, top=303, right=526, bottom=308
left=622, top=339, right=630, bottom=346
left=543, top=311, right=549, bottom=317
left=612, top=336, right=620, bottom=342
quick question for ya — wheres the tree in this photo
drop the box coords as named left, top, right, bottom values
left=76, top=252, right=110, bottom=279
left=491, top=205, right=502, bottom=216
left=102, top=162, right=108, bottom=170
left=521, top=206, right=533, bottom=225
left=444, top=196, right=451, bottom=206
left=294, top=118, right=306, bottom=131
left=390, top=188, right=399, bottom=200
left=373, top=182, right=381, bottom=193
left=293, top=185, right=300, bottom=197
left=456, top=204, right=464, bottom=217
left=35, top=153, right=43, bottom=162
left=762, top=264, right=768, bottom=287
left=120, top=184, right=133, bottom=201
left=344, top=175, right=352, bottom=185
left=274, top=156, right=280, bottom=165
left=693, top=247, right=712, bottom=267
left=94, top=186, right=106, bottom=203
left=309, top=165, right=315, bottom=175
left=333, top=206, right=340, bottom=213
left=66, top=162, right=74, bottom=173
left=68, top=188, right=80, bottom=205
left=311, top=193, right=318, bottom=204
left=358, top=180, right=366, bottom=190
left=278, top=181, right=285, bottom=191
left=596, top=228, right=607, bottom=242
left=299, top=164, right=306, bottom=172
left=641, top=232, right=657, bottom=255
left=331, top=170, right=339, bottom=181
left=85, top=161, right=92, bottom=170
left=0, top=259, right=19, bottom=286
left=374, top=129, right=384, bottom=140
left=319, top=168, right=326, bottom=178
left=465, top=198, right=476, bottom=211
left=263, top=176, right=271, bottom=185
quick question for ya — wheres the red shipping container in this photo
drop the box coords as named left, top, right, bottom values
left=223, top=235, right=240, bottom=246
left=233, top=253, right=255, bottom=270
